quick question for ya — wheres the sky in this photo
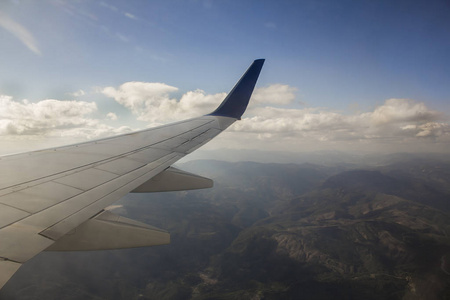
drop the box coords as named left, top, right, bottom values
left=0, top=0, right=449, bottom=157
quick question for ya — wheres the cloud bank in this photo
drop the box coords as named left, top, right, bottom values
left=100, top=82, right=449, bottom=153
left=0, top=83, right=448, bottom=155
left=102, top=82, right=226, bottom=124
left=0, top=95, right=130, bottom=141
left=235, top=98, right=447, bottom=140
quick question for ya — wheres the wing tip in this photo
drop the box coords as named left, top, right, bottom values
left=208, top=59, right=265, bottom=119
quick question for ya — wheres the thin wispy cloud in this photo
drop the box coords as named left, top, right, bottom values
left=99, top=1, right=138, bottom=22
left=99, top=2, right=118, bottom=12
left=116, top=33, right=129, bottom=43
left=0, top=12, right=41, bottom=55
left=124, top=12, right=137, bottom=20
left=69, top=89, right=86, bottom=97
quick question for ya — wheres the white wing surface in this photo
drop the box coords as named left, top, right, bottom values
left=0, top=59, right=265, bottom=289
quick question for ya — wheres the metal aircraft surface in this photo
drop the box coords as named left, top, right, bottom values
left=0, top=59, right=265, bottom=289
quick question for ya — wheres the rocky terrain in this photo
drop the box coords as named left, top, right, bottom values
left=1, top=155, right=450, bottom=299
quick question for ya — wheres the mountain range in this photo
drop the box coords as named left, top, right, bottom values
left=1, top=154, right=449, bottom=300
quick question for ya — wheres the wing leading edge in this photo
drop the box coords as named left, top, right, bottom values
left=0, top=59, right=264, bottom=289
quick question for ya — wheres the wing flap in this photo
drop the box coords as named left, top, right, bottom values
left=46, top=211, right=169, bottom=251
left=0, top=260, right=21, bottom=290
left=132, top=167, right=213, bottom=193
left=39, top=153, right=181, bottom=241
left=0, top=224, right=53, bottom=263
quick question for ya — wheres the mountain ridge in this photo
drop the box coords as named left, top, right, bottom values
left=1, top=157, right=449, bottom=299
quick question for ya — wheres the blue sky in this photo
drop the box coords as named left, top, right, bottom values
left=0, top=0, right=449, bottom=155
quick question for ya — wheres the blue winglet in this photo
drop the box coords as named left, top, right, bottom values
left=208, top=59, right=265, bottom=119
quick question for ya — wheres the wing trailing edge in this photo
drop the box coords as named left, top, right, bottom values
left=0, top=261, right=21, bottom=290
left=131, top=167, right=213, bottom=193
left=46, top=211, right=169, bottom=251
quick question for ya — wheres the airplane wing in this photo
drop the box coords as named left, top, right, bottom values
left=0, top=59, right=265, bottom=289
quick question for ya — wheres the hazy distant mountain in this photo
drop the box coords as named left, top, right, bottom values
left=183, top=149, right=450, bottom=167
left=1, top=157, right=449, bottom=300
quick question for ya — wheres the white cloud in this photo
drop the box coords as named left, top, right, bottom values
left=69, top=89, right=86, bottom=97
left=371, top=98, right=441, bottom=125
left=236, top=98, right=447, bottom=139
left=2, top=82, right=448, bottom=155
left=251, top=84, right=297, bottom=105
left=0, top=95, right=130, bottom=140
left=101, top=81, right=449, bottom=153
left=102, top=82, right=225, bottom=123
left=102, top=82, right=295, bottom=123
left=415, top=123, right=448, bottom=137
left=106, top=112, right=118, bottom=120
left=0, top=12, right=41, bottom=55
left=219, top=97, right=449, bottom=153
left=402, top=122, right=449, bottom=138
left=102, top=82, right=178, bottom=123
left=178, top=89, right=226, bottom=116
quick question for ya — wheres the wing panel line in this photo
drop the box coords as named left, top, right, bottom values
left=40, top=153, right=182, bottom=240
left=0, top=118, right=217, bottom=193
left=0, top=120, right=223, bottom=231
